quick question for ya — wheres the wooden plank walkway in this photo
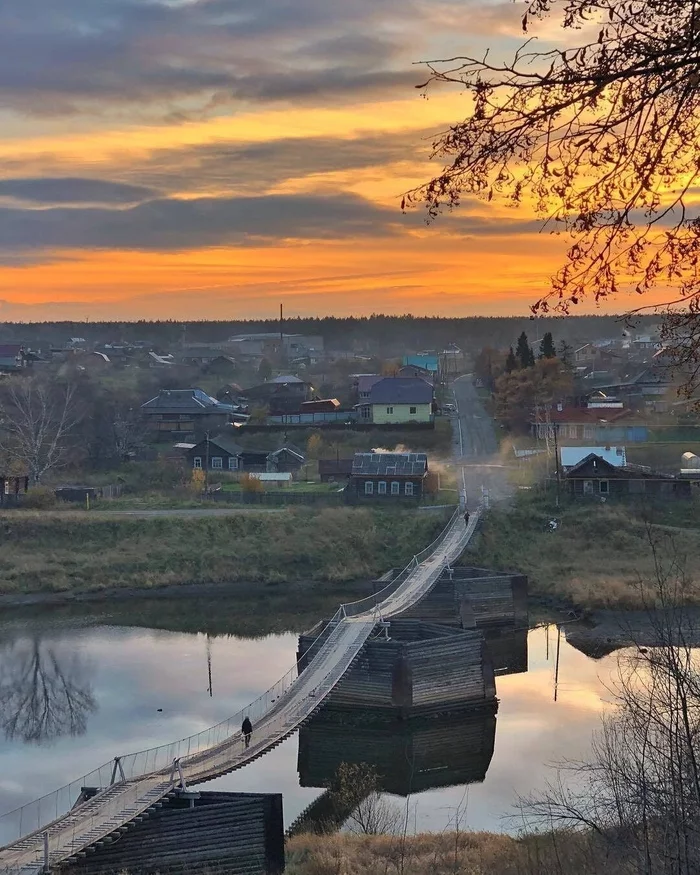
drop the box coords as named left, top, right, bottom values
left=0, top=510, right=478, bottom=875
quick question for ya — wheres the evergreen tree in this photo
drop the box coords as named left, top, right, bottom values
left=516, top=332, right=533, bottom=369
left=505, top=347, right=517, bottom=373
left=258, top=357, right=272, bottom=381
left=557, top=340, right=574, bottom=369
left=539, top=331, right=556, bottom=359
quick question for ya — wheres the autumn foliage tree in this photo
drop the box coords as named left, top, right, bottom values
left=409, top=0, right=700, bottom=383
left=495, top=357, right=573, bottom=432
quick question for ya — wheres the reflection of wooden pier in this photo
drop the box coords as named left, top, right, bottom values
left=289, top=709, right=497, bottom=837
left=299, top=708, right=497, bottom=795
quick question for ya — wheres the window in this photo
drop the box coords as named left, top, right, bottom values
left=193, top=457, right=202, bottom=469
left=599, top=480, right=609, bottom=495
left=583, top=480, right=594, bottom=495
left=404, top=482, right=414, bottom=496
left=228, top=456, right=239, bottom=470
left=409, top=406, right=417, bottom=415
left=378, top=481, right=387, bottom=494
left=211, top=457, right=223, bottom=469
left=364, top=481, right=374, bottom=495
left=360, top=405, right=371, bottom=420
left=386, top=406, right=394, bottom=415
left=391, top=482, right=400, bottom=495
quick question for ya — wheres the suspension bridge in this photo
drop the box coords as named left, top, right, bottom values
left=0, top=507, right=477, bottom=875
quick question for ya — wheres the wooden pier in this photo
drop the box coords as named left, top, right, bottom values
left=298, top=618, right=496, bottom=718
left=60, top=792, right=284, bottom=875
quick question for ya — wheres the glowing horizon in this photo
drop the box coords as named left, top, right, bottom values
left=0, top=0, right=667, bottom=321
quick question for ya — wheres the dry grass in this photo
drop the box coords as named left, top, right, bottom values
left=0, top=507, right=446, bottom=595
left=285, top=831, right=617, bottom=875
left=471, top=492, right=700, bottom=610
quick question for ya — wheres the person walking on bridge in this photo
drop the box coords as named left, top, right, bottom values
left=242, top=716, right=252, bottom=748
left=464, top=510, right=470, bottom=528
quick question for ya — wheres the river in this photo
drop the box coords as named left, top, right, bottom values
left=0, top=599, right=623, bottom=839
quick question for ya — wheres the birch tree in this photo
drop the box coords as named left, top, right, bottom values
left=0, top=379, right=79, bottom=482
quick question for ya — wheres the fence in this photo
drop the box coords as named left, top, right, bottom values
left=0, top=505, right=461, bottom=850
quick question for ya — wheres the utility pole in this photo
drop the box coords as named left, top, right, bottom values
left=204, top=431, right=210, bottom=495
left=206, top=634, right=213, bottom=697
left=553, top=421, right=561, bottom=508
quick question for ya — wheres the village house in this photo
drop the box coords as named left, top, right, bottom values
left=353, top=374, right=382, bottom=402
left=403, top=353, right=439, bottom=374
left=347, top=452, right=428, bottom=502
left=243, top=375, right=313, bottom=414
left=318, top=458, right=354, bottom=483
left=398, top=363, right=435, bottom=384
left=563, top=453, right=691, bottom=499
left=357, top=377, right=434, bottom=425
left=0, top=473, right=29, bottom=505
left=0, top=344, right=30, bottom=373
left=531, top=404, right=648, bottom=443
left=141, top=389, right=242, bottom=440
left=185, top=435, right=305, bottom=473
left=204, top=355, right=238, bottom=377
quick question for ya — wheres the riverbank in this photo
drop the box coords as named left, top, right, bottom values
left=469, top=491, right=700, bottom=610
left=0, top=507, right=447, bottom=598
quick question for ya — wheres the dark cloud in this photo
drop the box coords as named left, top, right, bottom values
left=0, top=178, right=157, bottom=205
left=0, top=0, right=432, bottom=115
left=0, top=192, right=411, bottom=257
left=121, top=130, right=434, bottom=195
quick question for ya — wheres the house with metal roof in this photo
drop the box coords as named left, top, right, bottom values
left=347, top=452, right=428, bottom=502
left=141, top=389, right=243, bottom=440
left=357, top=377, right=434, bottom=425
left=563, top=453, right=691, bottom=499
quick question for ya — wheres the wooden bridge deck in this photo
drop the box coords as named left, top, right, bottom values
left=0, top=510, right=476, bottom=875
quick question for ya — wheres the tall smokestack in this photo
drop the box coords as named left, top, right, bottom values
left=280, top=303, right=284, bottom=346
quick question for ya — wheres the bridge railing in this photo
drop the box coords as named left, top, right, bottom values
left=0, top=507, right=462, bottom=849
left=341, top=506, right=461, bottom=619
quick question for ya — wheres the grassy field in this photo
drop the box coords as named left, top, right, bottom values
left=286, top=831, right=615, bottom=875
left=0, top=507, right=447, bottom=596
left=470, top=490, right=700, bottom=609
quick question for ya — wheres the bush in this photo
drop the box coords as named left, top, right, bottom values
left=22, top=486, right=59, bottom=510
left=240, top=473, right=264, bottom=493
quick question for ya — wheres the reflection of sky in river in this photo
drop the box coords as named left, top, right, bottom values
left=0, top=618, right=623, bottom=835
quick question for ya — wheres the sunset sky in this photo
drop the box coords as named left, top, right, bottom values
left=0, top=0, right=631, bottom=321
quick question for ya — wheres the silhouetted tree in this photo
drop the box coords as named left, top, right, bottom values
left=558, top=340, right=575, bottom=370
left=539, top=332, right=556, bottom=360
left=505, top=347, right=518, bottom=374
left=516, top=332, right=534, bottom=370
left=258, top=358, right=272, bottom=382
left=408, top=0, right=700, bottom=376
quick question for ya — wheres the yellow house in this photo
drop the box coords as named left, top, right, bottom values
left=358, top=377, right=434, bottom=425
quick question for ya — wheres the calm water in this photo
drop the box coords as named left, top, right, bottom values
left=0, top=602, right=622, bottom=835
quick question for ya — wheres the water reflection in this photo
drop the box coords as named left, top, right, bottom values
left=0, top=637, right=96, bottom=745
left=299, top=709, right=497, bottom=796
left=0, top=605, right=625, bottom=834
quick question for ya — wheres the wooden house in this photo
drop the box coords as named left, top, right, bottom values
left=186, top=434, right=243, bottom=472
left=0, top=473, right=29, bottom=505
left=141, top=389, right=239, bottom=441
left=347, top=452, right=428, bottom=502
left=563, top=453, right=692, bottom=499
left=318, top=458, right=353, bottom=482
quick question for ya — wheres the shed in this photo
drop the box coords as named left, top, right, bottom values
left=250, top=472, right=293, bottom=487
left=318, top=459, right=353, bottom=482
